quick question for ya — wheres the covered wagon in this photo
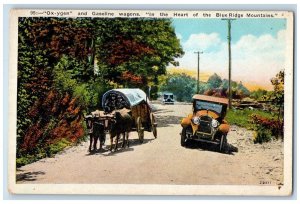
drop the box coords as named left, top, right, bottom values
left=102, top=88, right=157, bottom=143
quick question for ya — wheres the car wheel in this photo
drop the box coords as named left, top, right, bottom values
left=181, top=126, right=191, bottom=147
left=219, top=134, right=227, bottom=152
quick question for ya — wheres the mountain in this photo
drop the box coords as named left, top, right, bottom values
left=167, top=67, right=270, bottom=91
left=167, top=67, right=212, bottom=82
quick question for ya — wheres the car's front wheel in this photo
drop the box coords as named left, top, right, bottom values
left=181, top=126, right=192, bottom=147
left=219, top=134, right=228, bottom=152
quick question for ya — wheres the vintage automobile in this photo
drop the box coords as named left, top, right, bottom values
left=162, top=92, right=175, bottom=104
left=180, top=95, right=230, bottom=152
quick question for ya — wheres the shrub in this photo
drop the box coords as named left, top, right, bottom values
left=250, top=114, right=283, bottom=143
left=16, top=138, right=73, bottom=167
left=253, top=127, right=273, bottom=144
left=47, top=138, right=72, bottom=157
left=16, top=155, right=36, bottom=168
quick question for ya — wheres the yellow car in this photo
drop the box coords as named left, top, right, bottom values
left=180, top=95, right=230, bottom=152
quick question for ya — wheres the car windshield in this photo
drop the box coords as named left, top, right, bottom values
left=194, top=100, right=223, bottom=114
left=164, top=94, right=173, bottom=99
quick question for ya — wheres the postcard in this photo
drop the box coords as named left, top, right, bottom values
left=8, top=9, right=293, bottom=195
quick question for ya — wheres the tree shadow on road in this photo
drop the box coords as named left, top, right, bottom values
left=16, top=170, right=45, bottom=182
left=155, top=115, right=183, bottom=127
left=153, top=108, right=174, bottom=114
left=185, top=141, right=239, bottom=155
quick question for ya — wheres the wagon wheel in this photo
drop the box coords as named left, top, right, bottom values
left=150, top=113, right=157, bottom=138
left=136, top=117, right=144, bottom=143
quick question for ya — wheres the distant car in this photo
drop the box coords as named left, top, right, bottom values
left=162, top=92, right=175, bottom=104
left=180, top=94, right=230, bottom=152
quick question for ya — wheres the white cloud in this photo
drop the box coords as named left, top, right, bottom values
left=176, top=32, right=183, bottom=40
left=173, top=29, right=287, bottom=88
left=231, top=30, right=286, bottom=84
left=183, top=32, right=223, bottom=52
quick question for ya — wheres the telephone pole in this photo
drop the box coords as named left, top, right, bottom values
left=194, top=51, right=203, bottom=94
left=222, top=18, right=235, bottom=109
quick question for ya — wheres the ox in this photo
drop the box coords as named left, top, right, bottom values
left=110, top=108, right=133, bottom=152
left=84, top=110, right=114, bottom=152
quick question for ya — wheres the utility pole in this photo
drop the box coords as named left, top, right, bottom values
left=222, top=18, right=235, bottom=109
left=194, top=51, right=203, bottom=94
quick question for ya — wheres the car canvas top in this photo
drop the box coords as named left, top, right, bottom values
left=192, top=94, right=228, bottom=105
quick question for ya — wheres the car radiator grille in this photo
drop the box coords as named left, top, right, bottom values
left=197, top=116, right=212, bottom=136
left=199, top=121, right=211, bottom=134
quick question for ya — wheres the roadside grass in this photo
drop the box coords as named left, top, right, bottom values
left=225, top=108, right=274, bottom=130
left=16, top=138, right=86, bottom=168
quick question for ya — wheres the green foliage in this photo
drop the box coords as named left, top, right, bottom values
left=251, top=114, right=283, bottom=141
left=226, top=109, right=282, bottom=144
left=253, top=127, right=272, bottom=144
left=226, top=109, right=274, bottom=129
left=53, top=56, right=77, bottom=92
left=47, top=138, right=72, bottom=157
left=269, top=70, right=284, bottom=108
left=95, top=18, right=184, bottom=88
left=207, top=73, right=222, bottom=89
left=236, top=82, right=250, bottom=96
left=16, top=138, right=72, bottom=167
left=17, top=18, right=52, bottom=150
left=250, top=89, right=268, bottom=101
left=16, top=155, right=36, bottom=168
left=159, top=73, right=196, bottom=102
left=53, top=55, right=98, bottom=110
left=198, top=83, right=209, bottom=94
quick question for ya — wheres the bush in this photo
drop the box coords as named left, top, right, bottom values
left=253, top=127, right=273, bottom=144
left=47, top=138, right=72, bottom=157
left=16, top=138, right=73, bottom=167
left=250, top=114, right=283, bottom=143
left=16, top=155, right=36, bottom=168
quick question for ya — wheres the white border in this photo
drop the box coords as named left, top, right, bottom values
left=7, top=9, right=294, bottom=196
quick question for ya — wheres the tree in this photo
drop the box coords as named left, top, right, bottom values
left=94, top=18, right=184, bottom=91
left=159, top=73, right=196, bottom=102
left=250, top=89, right=268, bottom=101
left=207, top=73, right=222, bottom=89
left=269, top=70, right=284, bottom=118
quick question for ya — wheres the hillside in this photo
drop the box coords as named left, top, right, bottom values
left=168, top=67, right=271, bottom=91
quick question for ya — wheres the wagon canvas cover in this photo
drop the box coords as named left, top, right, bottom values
left=102, top=88, right=150, bottom=111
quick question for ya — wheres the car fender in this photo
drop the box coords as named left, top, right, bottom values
left=180, top=114, right=193, bottom=127
left=181, top=114, right=199, bottom=135
left=218, top=123, right=230, bottom=134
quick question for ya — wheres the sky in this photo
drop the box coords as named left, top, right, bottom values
left=170, top=18, right=287, bottom=90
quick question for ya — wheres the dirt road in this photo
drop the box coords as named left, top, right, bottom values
left=16, top=102, right=283, bottom=185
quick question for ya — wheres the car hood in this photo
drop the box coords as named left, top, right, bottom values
left=194, top=110, right=219, bottom=119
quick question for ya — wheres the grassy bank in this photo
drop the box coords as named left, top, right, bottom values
left=16, top=137, right=87, bottom=168
left=226, top=108, right=284, bottom=144
left=225, top=108, right=274, bottom=129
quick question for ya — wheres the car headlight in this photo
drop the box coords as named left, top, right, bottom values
left=211, top=119, right=219, bottom=128
left=192, top=116, right=200, bottom=125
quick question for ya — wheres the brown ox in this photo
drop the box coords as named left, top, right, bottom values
left=110, top=108, right=133, bottom=151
